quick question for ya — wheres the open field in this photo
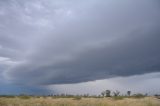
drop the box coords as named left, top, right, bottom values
left=0, top=97, right=160, bottom=106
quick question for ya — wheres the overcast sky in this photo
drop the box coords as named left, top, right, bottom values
left=0, top=0, right=160, bottom=95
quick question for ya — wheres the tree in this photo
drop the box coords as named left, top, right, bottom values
left=105, top=90, right=111, bottom=97
left=101, top=91, right=105, bottom=97
left=113, top=90, right=120, bottom=96
left=127, top=91, right=131, bottom=96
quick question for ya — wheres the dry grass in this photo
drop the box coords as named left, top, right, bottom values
left=0, top=97, right=159, bottom=106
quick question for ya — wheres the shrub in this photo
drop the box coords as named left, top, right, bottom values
left=154, top=94, right=160, bottom=99
left=73, top=96, right=82, bottom=100
left=113, top=90, right=120, bottom=97
left=132, top=93, right=145, bottom=99
left=112, top=96, right=125, bottom=100
left=18, top=95, right=31, bottom=99
left=0, top=95, right=16, bottom=98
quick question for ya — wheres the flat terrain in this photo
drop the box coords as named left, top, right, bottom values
left=0, top=97, right=160, bottom=106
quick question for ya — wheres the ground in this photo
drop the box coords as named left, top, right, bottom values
left=0, top=97, right=160, bottom=106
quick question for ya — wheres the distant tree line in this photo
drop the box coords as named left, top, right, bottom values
left=101, top=90, right=126, bottom=97
left=0, top=90, right=160, bottom=100
left=100, top=90, right=149, bottom=98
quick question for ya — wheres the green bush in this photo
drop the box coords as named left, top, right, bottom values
left=73, top=96, right=82, bottom=100
left=0, top=95, right=16, bottom=98
left=112, top=96, right=125, bottom=100
left=18, top=95, right=31, bottom=99
left=132, top=93, right=145, bottom=99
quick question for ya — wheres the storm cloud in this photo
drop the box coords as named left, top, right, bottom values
left=0, top=0, right=160, bottom=86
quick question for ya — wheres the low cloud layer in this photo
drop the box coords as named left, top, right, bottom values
left=0, top=0, right=160, bottom=86
left=50, top=72, right=160, bottom=95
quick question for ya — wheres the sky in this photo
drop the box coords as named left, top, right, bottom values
left=0, top=0, right=160, bottom=95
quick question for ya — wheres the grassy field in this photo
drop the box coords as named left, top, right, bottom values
left=0, top=96, right=160, bottom=106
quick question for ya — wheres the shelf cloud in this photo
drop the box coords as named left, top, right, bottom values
left=0, top=0, right=160, bottom=87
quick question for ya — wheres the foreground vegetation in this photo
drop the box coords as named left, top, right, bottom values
left=0, top=96, right=160, bottom=106
left=0, top=90, right=160, bottom=106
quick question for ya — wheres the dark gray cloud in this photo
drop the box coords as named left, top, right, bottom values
left=50, top=72, right=160, bottom=95
left=0, top=0, right=160, bottom=86
left=0, top=83, right=50, bottom=95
